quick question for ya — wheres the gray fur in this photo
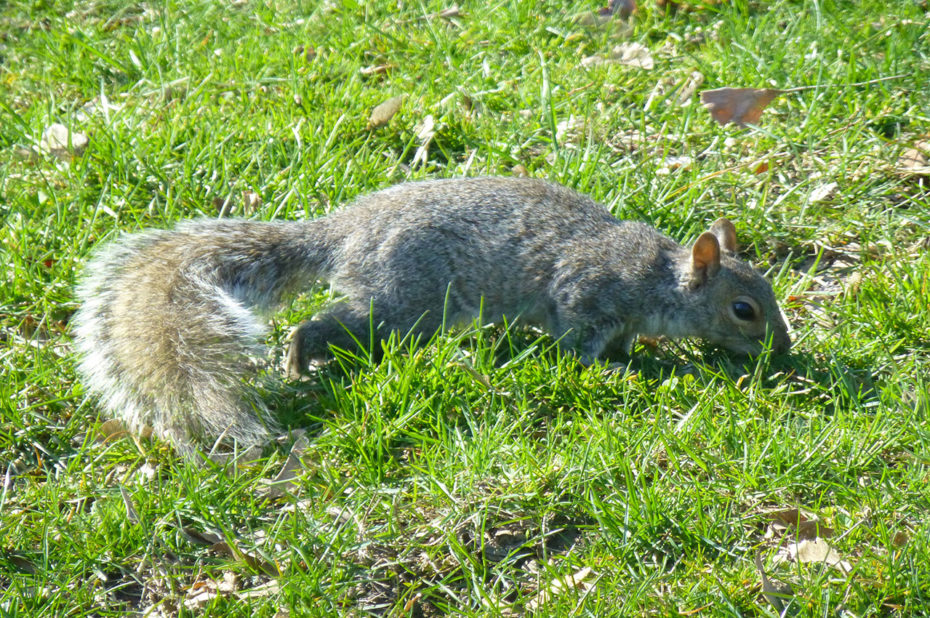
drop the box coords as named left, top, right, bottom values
left=73, top=177, right=790, bottom=453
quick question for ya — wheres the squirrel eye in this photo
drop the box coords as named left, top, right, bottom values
left=731, top=301, right=756, bottom=321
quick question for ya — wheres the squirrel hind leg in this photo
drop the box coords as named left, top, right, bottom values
left=286, top=306, right=376, bottom=378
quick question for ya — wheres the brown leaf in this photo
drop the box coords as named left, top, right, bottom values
left=367, top=95, right=403, bottom=129
left=183, top=572, right=239, bottom=611
left=96, top=419, right=129, bottom=442
left=119, top=486, right=140, bottom=524
left=580, top=43, right=654, bottom=70
left=700, top=87, right=783, bottom=127
left=892, top=530, right=910, bottom=547
left=182, top=527, right=223, bottom=546
left=242, top=190, right=262, bottom=215
left=210, top=540, right=279, bottom=576
left=411, top=114, right=436, bottom=168
left=598, top=0, right=636, bottom=18
left=259, top=434, right=309, bottom=499
left=764, top=507, right=833, bottom=540
left=754, top=554, right=794, bottom=615
left=237, top=580, right=281, bottom=599
left=525, top=567, right=593, bottom=611
left=41, top=123, right=89, bottom=159
left=791, top=538, right=852, bottom=574
left=677, top=71, right=705, bottom=104
left=897, top=141, right=930, bottom=176
left=360, top=64, right=393, bottom=76
left=612, top=43, right=654, bottom=69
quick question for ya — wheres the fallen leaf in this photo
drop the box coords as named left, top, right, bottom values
left=411, top=114, right=436, bottom=168
left=242, top=190, right=262, bottom=214
left=892, top=530, right=910, bottom=547
left=754, top=554, right=795, bottom=615
left=259, top=434, right=309, bottom=499
left=598, top=0, right=636, bottom=18
left=897, top=142, right=930, bottom=176
left=210, top=540, right=279, bottom=576
left=580, top=43, right=654, bottom=70
left=119, top=486, right=140, bottom=524
left=655, top=155, right=693, bottom=175
left=97, top=419, right=129, bottom=442
left=368, top=95, right=403, bottom=129
left=360, top=64, right=393, bottom=76
left=611, top=43, right=654, bottom=69
left=41, top=123, right=89, bottom=159
left=237, top=579, right=281, bottom=599
left=5, top=553, right=37, bottom=574
left=525, top=567, right=593, bottom=611
left=790, top=538, right=853, bottom=574
left=182, top=527, right=223, bottom=546
left=764, top=507, right=833, bottom=540
left=677, top=70, right=705, bottom=104
left=809, top=182, right=839, bottom=203
left=700, top=87, right=783, bottom=127
left=183, top=572, right=239, bottom=611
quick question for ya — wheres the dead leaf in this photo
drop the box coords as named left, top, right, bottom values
left=677, top=70, right=705, bottom=104
left=411, top=114, right=436, bottom=168
left=367, top=95, right=403, bottom=129
left=184, top=572, right=239, bottom=610
left=360, top=64, right=393, bottom=76
left=97, top=419, right=129, bottom=442
left=210, top=540, right=279, bottom=576
left=754, top=554, right=795, bottom=615
left=259, top=434, right=309, bottom=499
left=897, top=142, right=930, bottom=176
left=5, top=553, right=37, bottom=574
left=237, top=579, right=281, bottom=599
left=580, top=43, right=654, bottom=70
left=119, top=486, right=140, bottom=524
left=700, top=87, right=783, bottom=127
left=242, top=190, right=262, bottom=214
left=598, top=0, right=636, bottom=18
left=525, top=567, right=593, bottom=611
left=764, top=507, right=833, bottom=540
left=655, top=155, right=693, bottom=176
left=892, top=530, right=910, bottom=547
left=182, top=527, right=223, bottom=546
left=41, top=123, right=89, bottom=159
left=843, top=271, right=863, bottom=297
left=809, top=182, right=839, bottom=203
left=790, top=538, right=853, bottom=574
left=611, top=43, right=654, bottom=69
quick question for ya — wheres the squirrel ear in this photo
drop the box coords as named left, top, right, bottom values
left=709, top=218, right=737, bottom=253
left=690, top=231, right=721, bottom=286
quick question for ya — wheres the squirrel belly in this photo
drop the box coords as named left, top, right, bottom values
left=73, top=177, right=790, bottom=453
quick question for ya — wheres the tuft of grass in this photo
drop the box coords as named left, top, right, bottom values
left=2, top=0, right=929, bottom=615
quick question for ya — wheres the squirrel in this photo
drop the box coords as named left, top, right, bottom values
left=73, top=176, right=791, bottom=454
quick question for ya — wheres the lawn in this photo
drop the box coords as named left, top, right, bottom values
left=1, top=0, right=929, bottom=615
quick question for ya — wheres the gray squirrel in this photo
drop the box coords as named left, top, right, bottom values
left=73, top=177, right=791, bottom=453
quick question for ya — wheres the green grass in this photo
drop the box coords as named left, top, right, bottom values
left=2, top=0, right=930, bottom=615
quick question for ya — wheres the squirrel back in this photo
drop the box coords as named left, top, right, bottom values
left=73, top=177, right=790, bottom=453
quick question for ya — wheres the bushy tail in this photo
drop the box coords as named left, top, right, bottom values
left=73, top=218, right=333, bottom=454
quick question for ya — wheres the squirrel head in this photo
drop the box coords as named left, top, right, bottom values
left=685, top=218, right=791, bottom=355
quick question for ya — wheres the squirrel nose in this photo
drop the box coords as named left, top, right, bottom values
left=772, top=331, right=791, bottom=354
